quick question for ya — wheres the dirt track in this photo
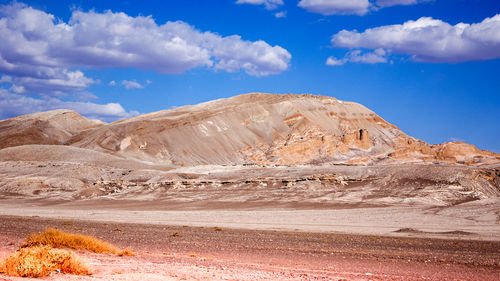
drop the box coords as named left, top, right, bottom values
left=0, top=215, right=499, bottom=280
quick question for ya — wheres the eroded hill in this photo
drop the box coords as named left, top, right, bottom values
left=0, top=93, right=499, bottom=204
left=62, top=93, right=498, bottom=166
left=0, top=109, right=104, bottom=150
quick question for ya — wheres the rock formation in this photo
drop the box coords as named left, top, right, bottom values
left=0, top=93, right=498, bottom=166
left=0, top=93, right=499, bottom=202
left=61, top=93, right=498, bottom=166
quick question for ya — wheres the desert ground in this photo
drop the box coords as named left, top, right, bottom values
left=0, top=191, right=499, bottom=280
left=0, top=214, right=499, bottom=281
left=1, top=155, right=499, bottom=280
left=1, top=197, right=500, bottom=240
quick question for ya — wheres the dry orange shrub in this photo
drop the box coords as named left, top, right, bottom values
left=0, top=228, right=135, bottom=278
left=23, top=228, right=135, bottom=256
left=0, top=245, right=90, bottom=277
left=117, top=249, right=135, bottom=256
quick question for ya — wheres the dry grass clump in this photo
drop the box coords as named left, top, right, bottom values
left=117, top=249, right=135, bottom=256
left=0, top=228, right=136, bottom=278
left=0, top=245, right=90, bottom=277
left=23, top=228, right=135, bottom=256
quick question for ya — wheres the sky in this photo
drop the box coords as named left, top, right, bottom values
left=0, top=0, right=499, bottom=152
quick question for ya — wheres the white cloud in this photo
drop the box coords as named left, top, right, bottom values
left=376, top=0, right=430, bottom=8
left=298, top=0, right=431, bottom=15
left=326, top=48, right=388, bottom=66
left=73, top=91, right=98, bottom=101
left=108, top=80, right=116, bottom=86
left=66, top=5, right=290, bottom=75
left=10, top=84, right=26, bottom=93
left=121, top=80, right=143, bottom=90
left=0, top=71, right=94, bottom=96
left=298, top=0, right=371, bottom=16
left=0, top=3, right=291, bottom=97
left=274, top=11, right=287, bottom=18
left=331, top=15, right=500, bottom=63
left=210, top=38, right=290, bottom=76
left=0, top=76, right=12, bottom=83
left=326, top=56, right=345, bottom=66
left=348, top=48, right=388, bottom=64
left=236, top=0, right=284, bottom=10
left=0, top=91, right=139, bottom=122
left=0, top=4, right=95, bottom=95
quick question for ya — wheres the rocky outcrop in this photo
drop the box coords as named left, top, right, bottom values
left=389, top=139, right=499, bottom=165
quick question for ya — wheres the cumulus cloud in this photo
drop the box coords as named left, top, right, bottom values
left=108, top=80, right=116, bottom=86
left=298, top=0, right=371, bottom=15
left=10, top=84, right=25, bottom=93
left=326, top=48, right=388, bottom=66
left=0, top=71, right=94, bottom=96
left=0, top=90, right=138, bottom=122
left=331, top=15, right=500, bottom=63
left=376, top=0, right=430, bottom=8
left=298, top=0, right=430, bottom=15
left=236, top=0, right=284, bottom=10
left=0, top=76, right=10, bottom=83
left=121, top=80, right=143, bottom=90
left=66, top=5, right=290, bottom=75
left=0, top=3, right=291, bottom=97
left=325, top=57, right=344, bottom=66
left=73, top=91, right=98, bottom=101
left=274, top=11, right=287, bottom=18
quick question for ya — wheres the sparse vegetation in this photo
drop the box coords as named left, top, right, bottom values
left=117, top=249, right=135, bottom=256
left=0, top=228, right=137, bottom=278
left=0, top=245, right=91, bottom=277
left=23, top=228, right=135, bottom=256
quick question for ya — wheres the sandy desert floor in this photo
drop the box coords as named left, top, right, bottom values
left=0, top=215, right=499, bottom=280
left=0, top=200, right=499, bottom=280
left=0, top=198, right=499, bottom=240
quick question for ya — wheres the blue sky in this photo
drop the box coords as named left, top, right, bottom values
left=0, top=0, right=499, bottom=152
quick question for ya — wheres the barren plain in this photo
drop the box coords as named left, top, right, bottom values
left=1, top=215, right=499, bottom=280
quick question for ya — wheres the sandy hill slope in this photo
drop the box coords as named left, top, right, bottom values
left=63, top=93, right=499, bottom=166
left=0, top=109, right=104, bottom=150
left=0, top=93, right=498, bottom=202
left=0, top=93, right=498, bottom=166
left=0, top=145, right=170, bottom=170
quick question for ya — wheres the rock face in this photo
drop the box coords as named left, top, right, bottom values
left=0, top=109, right=104, bottom=150
left=65, top=93, right=498, bottom=166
